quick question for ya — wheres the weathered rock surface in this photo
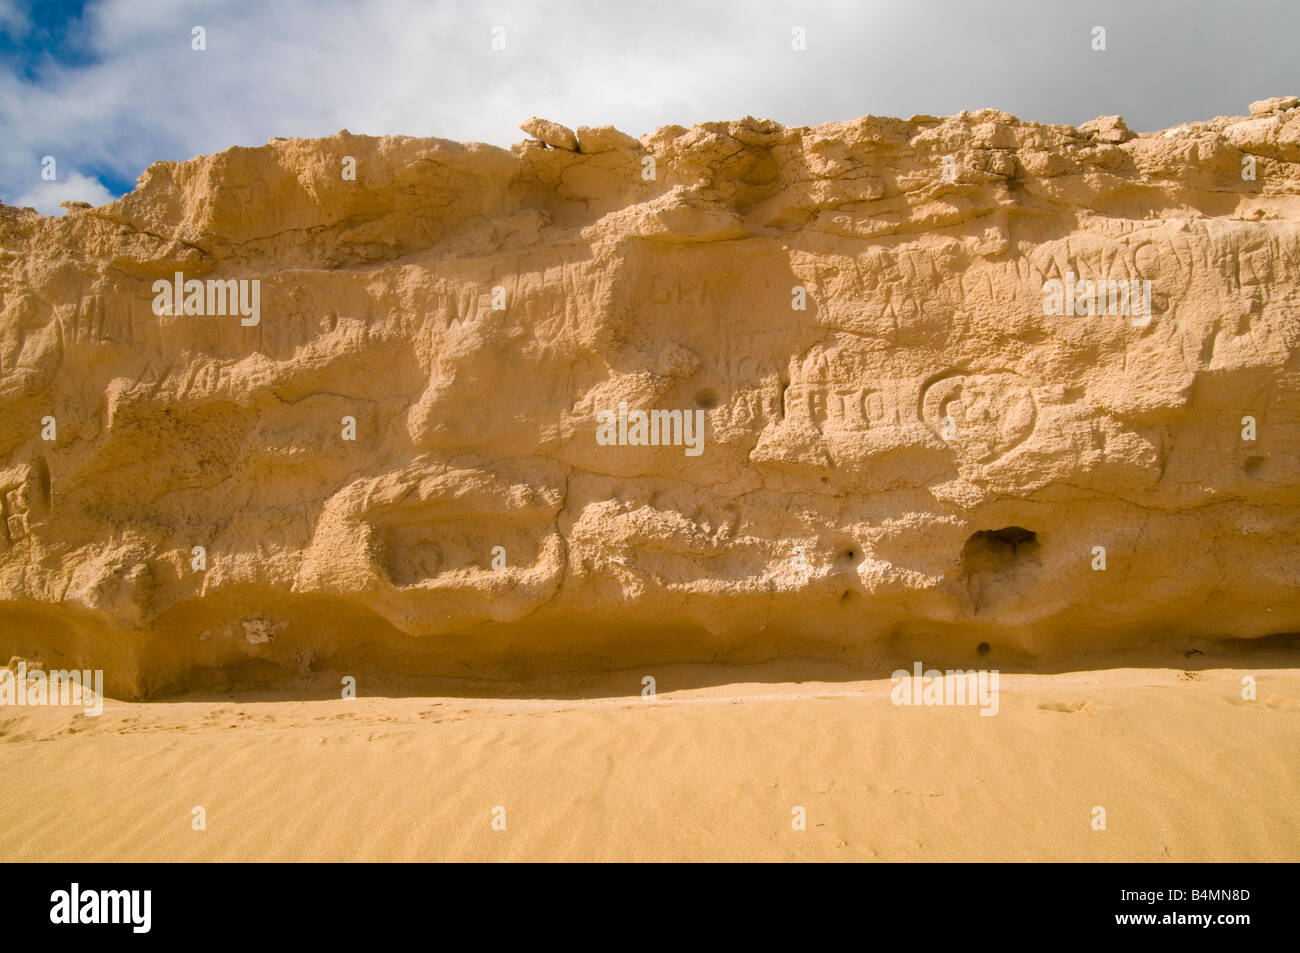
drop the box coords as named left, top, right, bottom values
left=2, top=103, right=1299, bottom=696
left=518, top=116, right=579, bottom=151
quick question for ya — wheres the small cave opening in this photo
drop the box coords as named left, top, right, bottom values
left=1244, top=456, right=1265, bottom=476
left=695, top=389, right=719, bottom=410
left=961, top=526, right=1039, bottom=572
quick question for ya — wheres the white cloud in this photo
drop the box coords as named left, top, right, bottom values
left=0, top=0, right=30, bottom=36
left=12, top=169, right=118, bottom=215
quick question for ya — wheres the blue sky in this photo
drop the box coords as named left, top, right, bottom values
left=0, top=0, right=136, bottom=196
left=2, top=0, right=1298, bottom=215
left=0, top=1, right=96, bottom=81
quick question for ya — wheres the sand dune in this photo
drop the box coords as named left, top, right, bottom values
left=2, top=655, right=1296, bottom=862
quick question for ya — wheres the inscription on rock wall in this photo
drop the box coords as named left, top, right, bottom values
left=922, top=372, right=1037, bottom=463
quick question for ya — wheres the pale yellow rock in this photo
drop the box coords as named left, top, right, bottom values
left=576, top=124, right=640, bottom=154
left=1250, top=95, right=1299, bottom=116
left=518, top=116, right=578, bottom=151
left=1078, top=114, right=1135, bottom=143
left=1, top=104, right=1299, bottom=698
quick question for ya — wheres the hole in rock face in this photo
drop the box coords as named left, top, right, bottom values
left=695, top=389, right=718, bottom=409
left=1244, top=456, right=1265, bottom=476
left=977, top=642, right=991, bottom=656
left=973, top=526, right=1036, bottom=551
left=960, top=526, right=1039, bottom=573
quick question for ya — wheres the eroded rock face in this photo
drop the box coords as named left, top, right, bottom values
left=2, top=104, right=1299, bottom=695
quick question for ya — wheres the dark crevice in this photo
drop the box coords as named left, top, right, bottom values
left=961, top=526, right=1039, bottom=573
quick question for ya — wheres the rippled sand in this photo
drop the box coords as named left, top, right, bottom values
left=2, top=656, right=1296, bottom=861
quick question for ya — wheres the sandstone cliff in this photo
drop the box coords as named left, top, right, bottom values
left=2, top=100, right=1299, bottom=696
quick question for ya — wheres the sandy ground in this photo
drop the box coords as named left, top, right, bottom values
left=1, top=656, right=1297, bottom=861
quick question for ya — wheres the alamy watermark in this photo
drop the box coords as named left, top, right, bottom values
left=890, top=661, right=999, bottom=716
left=152, top=271, right=261, bottom=326
left=596, top=402, right=706, bottom=456
left=1042, top=271, right=1152, bottom=326
left=50, top=883, right=150, bottom=933
left=0, top=662, right=103, bottom=716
